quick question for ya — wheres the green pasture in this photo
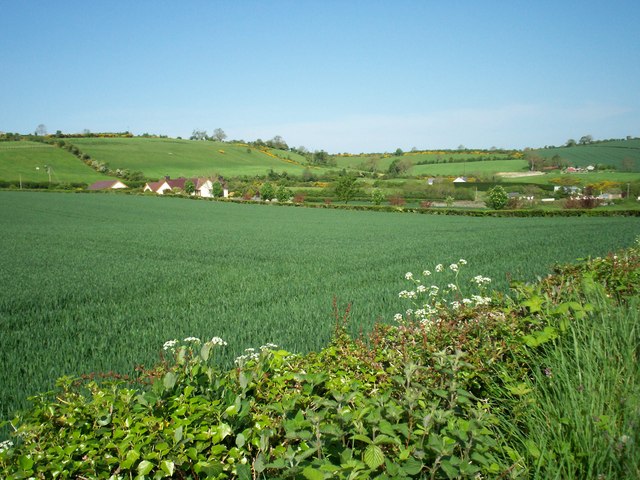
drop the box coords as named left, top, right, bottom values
left=0, top=141, right=112, bottom=183
left=412, top=159, right=529, bottom=177
left=534, top=139, right=640, bottom=171
left=506, top=171, right=640, bottom=186
left=334, top=151, right=517, bottom=173
left=1, top=191, right=639, bottom=419
left=70, top=137, right=312, bottom=178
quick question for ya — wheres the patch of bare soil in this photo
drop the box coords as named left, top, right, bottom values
left=498, top=171, right=545, bottom=178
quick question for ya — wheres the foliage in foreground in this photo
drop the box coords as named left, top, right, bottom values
left=1, top=241, right=639, bottom=478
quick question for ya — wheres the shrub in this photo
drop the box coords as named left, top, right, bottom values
left=564, top=196, right=600, bottom=209
left=388, top=195, right=406, bottom=206
left=485, top=186, right=508, bottom=210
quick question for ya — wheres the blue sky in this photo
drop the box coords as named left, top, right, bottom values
left=1, top=1, right=638, bottom=153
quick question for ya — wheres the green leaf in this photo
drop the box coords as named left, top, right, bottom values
left=137, top=459, right=154, bottom=476
left=440, top=458, right=459, bottom=479
left=236, top=433, right=245, bottom=448
left=402, top=457, right=423, bottom=475
left=121, top=450, right=140, bottom=470
left=364, top=444, right=385, bottom=470
left=160, top=460, right=175, bottom=476
left=350, top=433, right=373, bottom=444
left=507, top=383, right=532, bottom=396
left=303, top=465, right=325, bottom=480
left=18, top=455, right=34, bottom=472
left=200, top=342, right=211, bottom=361
left=236, top=463, right=252, bottom=480
left=163, top=372, right=177, bottom=390
left=254, top=453, right=266, bottom=473
left=173, top=425, right=183, bottom=444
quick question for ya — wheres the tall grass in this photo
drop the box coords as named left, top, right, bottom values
left=512, top=293, right=640, bottom=478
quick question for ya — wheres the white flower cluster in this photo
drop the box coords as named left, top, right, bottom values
left=393, top=258, right=492, bottom=325
left=183, top=336, right=201, bottom=343
left=0, top=439, right=13, bottom=453
left=235, top=347, right=260, bottom=365
left=398, top=290, right=417, bottom=299
left=471, top=294, right=492, bottom=306
left=163, top=339, right=179, bottom=351
left=472, top=275, right=492, bottom=286
left=208, top=336, right=228, bottom=346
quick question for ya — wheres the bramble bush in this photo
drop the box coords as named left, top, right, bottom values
left=1, top=241, right=639, bottom=478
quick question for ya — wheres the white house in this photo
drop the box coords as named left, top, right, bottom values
left=87, top=180, right=128, bottom=190
left=453, top=177, right=467, bottom=183
left=143, top=177, right=228, bottom=198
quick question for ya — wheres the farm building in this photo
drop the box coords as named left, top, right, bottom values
left=87, top=180, right=128, bottom=190
left=143, top=176, right=228, bottom=198
left=453, top=176, right=467, bottom=183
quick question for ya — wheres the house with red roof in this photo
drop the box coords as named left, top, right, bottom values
left=87, top=180, right=128, bottom=190
left=143, top=176, right=228, bottom=198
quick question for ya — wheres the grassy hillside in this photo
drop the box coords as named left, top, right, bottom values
left=0, top=141, right=114, bottom=183
left=70, top=137, right=313, bottom=179
left=534, top=139, right=640, bottom=171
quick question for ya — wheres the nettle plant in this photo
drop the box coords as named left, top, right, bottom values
left=396, top=259, right=492, bottom=328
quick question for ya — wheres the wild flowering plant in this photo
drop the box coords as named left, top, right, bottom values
left=395, top=259, right=493, bottom=327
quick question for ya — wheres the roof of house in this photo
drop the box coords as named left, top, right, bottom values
left=87, top=180, right=127, bottom=190
left=144, top=180, right=168, bottom=192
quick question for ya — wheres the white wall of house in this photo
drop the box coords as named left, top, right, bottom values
left=112, top=181, right=128, bottom=189
left=197, top=180, right=214, bottom=198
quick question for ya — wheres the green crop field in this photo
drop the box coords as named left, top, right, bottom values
left=534, top=139, right=640, bottom=171
left=70, top=137, right=312, bottom=179
left=0, top=141, right=113, bottom=183
left=1, top=192, right=639, bottom=420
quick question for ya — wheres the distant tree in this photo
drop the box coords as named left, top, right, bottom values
left=212, top=128, right=227, bottom=142
left=387, top=158, right=412, bottom=176
left=184, top=180, right=195, bottom=195
left=311, top=150, right=331, bottom=166
left=35, top=124, right=47, bottom=136
left=268, top=135, right=288, bottom=150
left=190, top=129, right=208, bottom=141
left=485, top=186, right=509, bottom=210
left=211, top=182, right=224, bottom=197
left=566, top=138, right=577, bottom=147
left=301, top=168, right=316, bottom=182
left=579, top=135, right=593, bottom=145
left=524, top=151, right=545, bottom=171
left=371, top=189, right=385, bottom=205
left=276, top=185, right=293, bottom=202
left=394, top=148, right=404, bottom=156
left=260, top=182, right=276, bottom=201
left=55, top=130, right=63, bottom=138
left=334, top=175, right=359, bottom=204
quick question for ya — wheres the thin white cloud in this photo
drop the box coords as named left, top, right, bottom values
left=238, top=103, right=634, bottom=152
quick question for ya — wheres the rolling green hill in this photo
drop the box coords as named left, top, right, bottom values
left=0, top=141, right=114, bottom=183
left=70, top=137, right=312, bottom=179
left=534, top=139, right=640, bottom=171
